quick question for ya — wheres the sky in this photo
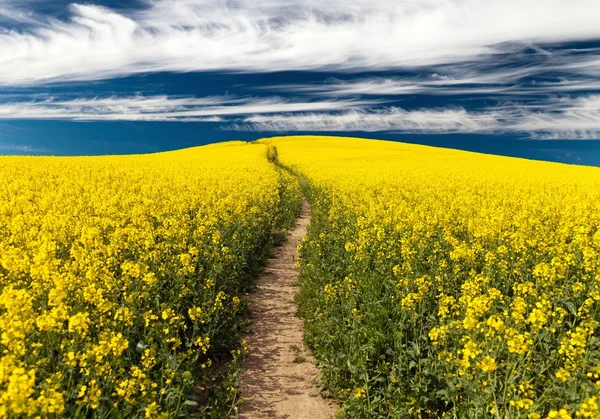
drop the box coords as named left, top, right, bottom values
left=0, top=0, right=600, bottom=165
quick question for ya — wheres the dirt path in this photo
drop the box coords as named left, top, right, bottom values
left=238, top=202, right=337, bottom=419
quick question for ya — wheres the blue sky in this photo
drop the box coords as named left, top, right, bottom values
left=0, top=0, right=599, bottom=165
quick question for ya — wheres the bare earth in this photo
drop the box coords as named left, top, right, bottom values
left=238, top=202, right=337, bottom=419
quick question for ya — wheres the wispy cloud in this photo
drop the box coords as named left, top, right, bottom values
left=1, top=0, right=600, bottom=85
left=235, top=107, right=505, bottom=133
left=1, top=92, right=599, bottom=140
left=512, top=95, right=600, bottom=139
left=272, top=49, right=600, bottom=98
left=276, top=76, right=516, bottom=97
left=0, top=0, right=57, bottom=26
left=0, top=142, right=48, bottom=153
left=233, top=95, right=600, bottom=140
left=0, top=94, right=374, bottom=121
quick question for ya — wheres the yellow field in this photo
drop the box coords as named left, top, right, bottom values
left=263, top=136, right=600, bottom=418
left=0, top=142, right=301, bottom=417
left=2, top=135, right=600, bottom=418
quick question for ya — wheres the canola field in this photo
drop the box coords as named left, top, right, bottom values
left=0, top=142, right=301, bottom=417
left=264, top=136, right=600, bottom=418
left=2, top=136, right=600, bottom=418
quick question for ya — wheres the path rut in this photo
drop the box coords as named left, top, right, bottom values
left=238, top=202, right=337, bottom=419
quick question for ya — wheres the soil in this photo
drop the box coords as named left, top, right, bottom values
left=238, top=202, right=337, bottom=419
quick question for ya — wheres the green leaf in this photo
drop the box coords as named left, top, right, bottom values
left=565, top=301, right=578, bottom=317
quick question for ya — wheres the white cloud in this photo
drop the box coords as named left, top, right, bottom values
left=236, top=107, right=504, bottom=133
left=234, top=95, right=600, bottom=140
left=272, top=50, right=600, bottom=98
left=513, top=95, right=600, bottom=138
left=1, top=90, right=599, bottom=140
left=1, top=0, right=600, bottom=85
left=0, top=94, right=373, bottom=121
left=277, top=76, right=517, bottom=97
left=0, top=0, right=45, bottom=25
left=0, top=142, right=48, bottom=153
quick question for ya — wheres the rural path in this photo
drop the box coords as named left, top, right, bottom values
left=238, top=201, right=337, bottom=419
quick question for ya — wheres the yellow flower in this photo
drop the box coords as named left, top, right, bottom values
left=548, top=408, right=572, bottom=419
left=577, top=397, right=599, bottom=418
left=555, top=368, right=571, bottom=382
left=68, top=312, right=90, bottom=335
left=353, top=388, right=366, bottom=399
left=188, top=307, right=202, bottom=321
left=477, top=356, right=497, bottom=373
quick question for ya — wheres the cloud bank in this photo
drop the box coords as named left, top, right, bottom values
left=0, top=93, right=599, bottom=139
left=1, top=0, right=600, bottom=84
